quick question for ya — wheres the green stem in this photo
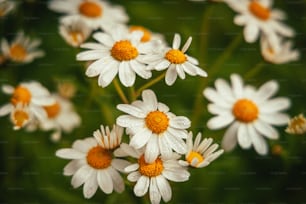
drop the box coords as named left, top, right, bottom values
left=129, top=86, right=136, bottom=102
left=113, top=78, right=129, bottom=104
left=244, top=61, right=266, bottom=80
left=191, top=32, right=243, bottom=128
left=135, top=72, right=166, bottom=99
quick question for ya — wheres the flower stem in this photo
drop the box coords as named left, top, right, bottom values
left=191, top=32, right=243, bottom=128
left=135, top=72, right=166, bottom=99
left=244, top=61, right=266, bottom=80
left=113, top=78, right=129, bottom=104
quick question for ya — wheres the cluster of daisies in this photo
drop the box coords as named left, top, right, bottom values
left=0, top=0, right=305, bottom=204
left=0, top=81, right=81, bottom=141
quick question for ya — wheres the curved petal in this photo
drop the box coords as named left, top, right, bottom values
left=97, top=170, right=113, bottom=194
left=134, top=176, right=150, bottom=197
left=83, top=171, right=98, bottom=199
left=149, top=177, right=162, bottom=204
left=207, top=114, right=235, bottom=130
left=145, top=135, right=160, bottom=163
left=237, top=124, right=252, bottom=149
left=156, top=175, right=172, bottom=202
left=221, top=121, right=239, bottom=152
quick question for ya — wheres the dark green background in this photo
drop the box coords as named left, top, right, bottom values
left=1, top=0, right=306, bottom=203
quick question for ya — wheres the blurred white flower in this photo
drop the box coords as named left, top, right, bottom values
left=0, top=0, right=15, bottom=17
left=260, top=35, right=299, bottom=64
left=203, top=74, right=290, bottom=155
left=1, top=31, right=44, bottom=63
left=285, top=114, right=306, bottom=135
left=48, top=0, right=128, bottom=30
left=59, top=17, right=92, bottom=47
left=224, top=0, right=294, bottom=51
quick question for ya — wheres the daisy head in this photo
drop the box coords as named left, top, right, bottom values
left=37, top=94, right=81, bottom=142
left=0, top=81, right=55, bottom=124
left=116, top=143, right=190, bottom=204
left=1, top=31, right=44, bottom=63
left=55, top=128, right=130, bottom=198
left=48, top=0, right=128, bottom=30
left=225, top=0, right=295, bottom=51
left=179, top=132, right=224, bottom=168
left=285, top=114, right=306, bottom=135
left=203, top=74, right=290, bottom=155
left=0, top=0, right=15, bottom=17
left=59, top=17, right=92, bottom=47
left=77, top=28, right=153, bottom=87
left=116, top=89, right=190, bottom=163
left=146, top=33, right=207, bottom=86
left=10, top=103, right=33, bottom=130
left=260, top=35, right=299, bottom=64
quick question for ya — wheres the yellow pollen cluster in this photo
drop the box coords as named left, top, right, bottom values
left=138, top=155, right=164, bottom=177
left=165, top=49, right=187, bottom=64
left=11, top=86, right=32, bottom=106
left=129, top=26, right=152, bottom=42
left=9, top=44, right=27, bottom=61
left=186, top=151, right=204, bottom=166
left=111, top=40, right=139, bottom=61
left=43, top=102, right=61, bottom=118
left=285, top=114, right=306, bottom=135
left=145, top=111, right=169, bottom=134
left=69, top=31, right=84, bottom=44
left=232, top=99, right=259, bottom=123
left=13, top=110, right=29, bottom=128
left=79, top=1, right=102, bottom=18
left=86, top=146, right=112, bottom=169
left=249, top=1, right=271, bottom=21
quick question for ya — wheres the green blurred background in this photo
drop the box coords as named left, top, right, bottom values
left=1, top=0, right=306, bottom=203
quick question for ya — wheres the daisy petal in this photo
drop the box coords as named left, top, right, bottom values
left=134, top=176, right=150, bottom=197
left=156, top=175, right=172, bottom=202
left=83, top=171, right=98, bottom=199
left=97, top=170, right=113, bottom=194
left=248, top=125, right=268, bottom=155
left=150, top=178, right=162, bottom=204
left=221, top=122, right=239, bottom=152
left=237, top=124, right=252, bottom=149
left=254, top=120, right=279, bottom=139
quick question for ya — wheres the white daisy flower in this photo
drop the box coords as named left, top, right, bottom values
left=76, top=28, right=153, bottom=87
left=145, top=33, right=207, bottom=86
left=0, top=0, right=15, bottom=17
left=116, top=143, right=190, bottom=204
left=260, top=35, right=299, bottom=64
left=36, top=94, right=81, bottom=142
left=224, top=0, right=295, bottom=51
left=59, top=17, right=92, bottom=47
left=0, top=81, right=55, bottom=126
left=285, top=114, right=306, bottom=135
left=56, top=126, right=130, bottom=198
left=48, top=0, right=128, bottom=30
left=203, top=74, right=290, bottom=155
left=179, top=132, right=224, bottom=168
left=1, top=31, right=44, bottom=63
left=116, top=89, right=190, bottom=163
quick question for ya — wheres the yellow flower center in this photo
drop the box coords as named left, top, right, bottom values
left=138, top=155, right=164, bottom=177
left=165, top=49, right=187, bottom=64
left=12, top=110, right=29, bottom=128
left=232, top=99, right=259, bottom=123
left=79, top=1, right=102, bottom=18
left=111, top=40, right=139, bottom=61
left=11, top=86, right=32, bottom=106
left=43, top=102, right=61, bottom=118
left=69, top=31, right=84, bottom=45
left=145, top=111, right=169, bottom=134
left=186, top=151, right=204, bottom=166
left=86, top=146, right=112, bottom=169
left=129, top=26, right=152, bottom=42
left=9, top=44, right=27, bottom=61
left=249, top=1, right=270, bottom=21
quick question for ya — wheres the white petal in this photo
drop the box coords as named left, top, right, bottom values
left=111, top=158, right=131, bottom=172
left=55, top=148, right=84, bottom=159
left=109, top=167, right=125, bottom=193
left=162, top=169, right=189, bottom=182
left=259, top=113, right=289, bottom=125
left=203, top=88, right=232, bottom=108
left=145, top=135, right=160, bottom=163
left=230, top=74, right=244, bottom=98
left=93, top=32, right=114, bottom=47
left=165, top=65, right=177, bottom=86
left=71, top=165, right=92, bottom=188
left=127, top=171, right=141, bottom=182
left=215, top=78, right=235, bottom=103
left=255, top=80, right=278, bottom=103
left=98, top=61, right=119, bottom=87
left=130, top=128, right=152, bottom=149
left=116, top=115, right=144, bottom=128
left=164, top=132, right=187, bottom=154
left=0, top=104, right=12, bottom=116
left=244, top=23, right=259, bottom=43
left=260, top=97, right=290, bottom=113
left=72, top=139, right=93, bottom=153
left=83, top=171, right=98, bottom=199
left=169, top=116, right=191, bottom=129
left=2, top=85, right=14, bottom=94
left=134, top=176, right=150, bottom=197
left=117, top=104, right=146, bottom=118
left=172, top=33, right=181, bottom=49
left=97, top=170, right=113, bottom=194
left=221, top=121, right=239, bottom=152
left=254, top=120, right=279, bottom=139
left=131, top=60, right=152, bottom=79
left=159, top=136, right=173, bottom=159
left=125, top=163, right=140, bottom=173
left=234, top=14, right=247, bottom=25
left=237, top=124, right=252, bottom=149
left=156, top=175, right=172, bottom=202
left=155, top=59, right=171, bottom=70
left=207, top=114, right=234, bottom=130
left=142, top=89, right=158, bottom=110
left=64, top=160, right=84, bottom=176
left=181, top=36, right=192, bottom=53
left=119, top=62, right=136, bottom=87
left=248, top=125, right=268, bottom=155
left=149, top=177, right=162, bottom=204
